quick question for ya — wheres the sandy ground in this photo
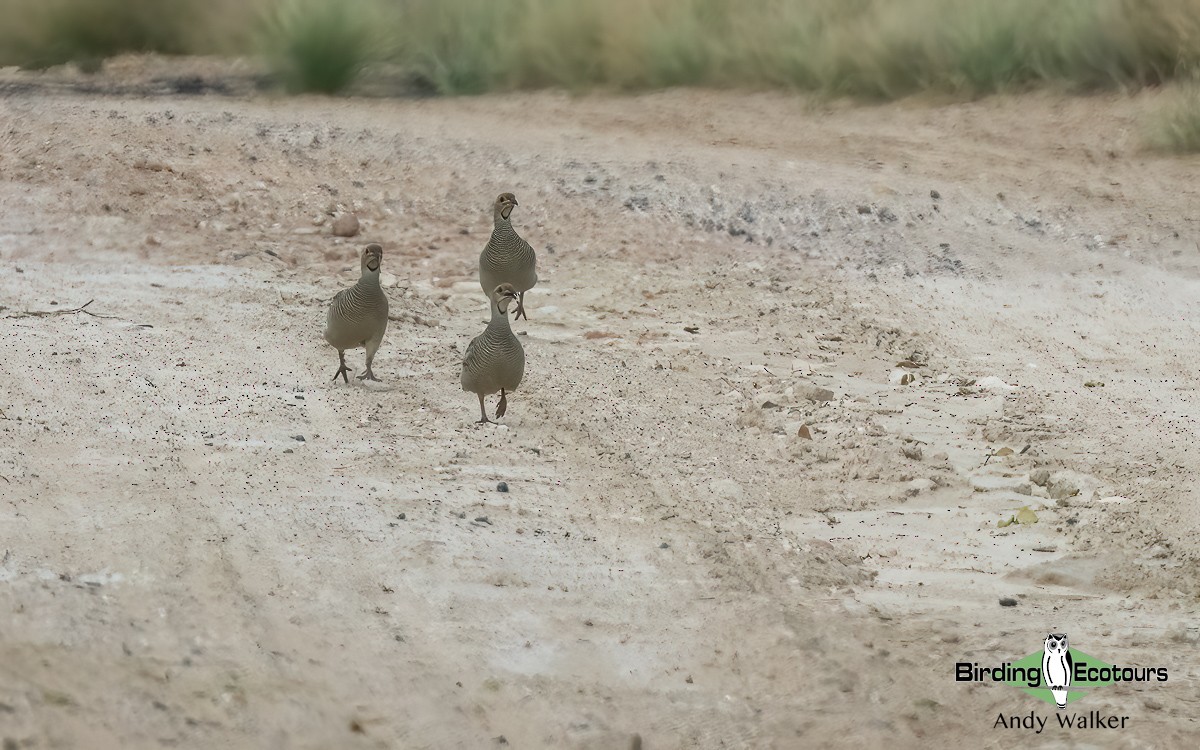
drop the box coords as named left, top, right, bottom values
left=3, top=59, right=1200, bottom=748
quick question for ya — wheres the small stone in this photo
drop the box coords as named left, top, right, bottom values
left=292, top=435, right=306, bottom=442
left=685, top=675, right=693, bottom=684
left=930, top=190, right=941, bottom=200
left=798, top=385, right=835, bottom=402
left=901, top=444, right=923, bottom=460
left=1014, top=483, right=1032, bottom=495
left=332, top=213, right=360, bottom=237
left=1049, top=481, right=1079, bottom=501
left=1029, top=469, right=1051, bottom=487
left=659, top=542, right=669, bottom=549
left=283, top=448, right=293, bottom=454
left=797, top=424, right=813, bottom=440
left=475, top=516, right=490, bottom=524
left=397, top=513, right=406, bottom=520
left=496, top=482, right=509, bottom=493
left=999, top=597, right=1019, bottom=607
left=907, top=477, right=936, bottom=494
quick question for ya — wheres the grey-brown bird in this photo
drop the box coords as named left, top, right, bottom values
left=479, top=192, right=537, bottom=321
left=461, top=283, right=525, bottom=423
left=324, top=243, right=389, bottom=383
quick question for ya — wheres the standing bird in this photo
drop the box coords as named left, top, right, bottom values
left=324, top=243, right=389, bottom=383
left=479, top=192, right=537, bottom=321
left=461, top=283, right=525, bottom=423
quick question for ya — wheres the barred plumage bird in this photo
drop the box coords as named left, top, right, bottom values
left=461, top=283, right=525, bottom=423
left=479, top=192, right=537, bottom=321
left=324, top=243, right=389, bottom=383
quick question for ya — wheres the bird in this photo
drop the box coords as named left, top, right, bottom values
left=461, top=283, right=525, bottom=424
left=479, top=192, right=537, bottom=321
left=324, top=243, right=389, bottom=383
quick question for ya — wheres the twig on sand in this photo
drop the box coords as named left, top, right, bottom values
left=5, top=299, right=116, bottom=320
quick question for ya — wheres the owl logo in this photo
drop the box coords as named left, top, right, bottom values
left=1041, top=633, right=1072, bottom=708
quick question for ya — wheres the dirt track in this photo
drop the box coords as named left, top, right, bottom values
left=2, top=62, right=1200, bottom=748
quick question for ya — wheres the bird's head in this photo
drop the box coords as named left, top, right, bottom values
left=492, top=282, right=519, bottom=313
left=361, top=243, right=383, bottom=274
left=494, top=192, right=518, bottom=221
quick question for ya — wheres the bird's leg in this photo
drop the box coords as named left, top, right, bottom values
left=333, top=350, right=351, bottom=383
left=512, top=292, right=528, bottom=321
left=358, top=338, right=382, bottom=382
left=476, top=393, right=493, bottom=424
left=496, top=388, right=508, bottom=419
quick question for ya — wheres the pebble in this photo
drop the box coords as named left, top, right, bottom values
left=798, top=385, right=835, bottom=402
left=292, top=435, right=306, bottom=442
left=975, top=376, right=1016, bottom=390
left=999, top=597, right=1019, bottom=607
left=397, top=513, right=406, bottom=521
left=497, top=482, right=509, bottom=493
left=1048, top=481, right=1079, bottom=501
left=1029, top=468, right=1051, bottom=486
left=659, top=542, right=669, bottom=549
left=907, top=477, right=936, bottom=494
left=332, top=213, right=360, bottom=237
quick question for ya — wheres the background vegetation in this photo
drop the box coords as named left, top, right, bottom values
left=2, top=0, right=1200, bottom=148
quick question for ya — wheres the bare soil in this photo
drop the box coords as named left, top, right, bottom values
left=2, top=58, right=1200, bottom=749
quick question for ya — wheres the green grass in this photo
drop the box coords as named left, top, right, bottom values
left=262, top=0, right=379, bottom=93
left=1145, top=83, right=1200, bottom=152
left=0, top=0, right=202, bottom=71
left=5, top=0, right=1200, bottom=100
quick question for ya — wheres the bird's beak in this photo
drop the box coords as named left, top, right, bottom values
left=510, top=198, right=519, bottom=206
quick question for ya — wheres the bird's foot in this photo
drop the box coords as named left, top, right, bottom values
left=512, top=300, right=528, bottom=321
left=333, top=365, right=352, bottom=383
left=475, top=417, right=495, bottom=425
left=357, top=369, right=381, bottom=382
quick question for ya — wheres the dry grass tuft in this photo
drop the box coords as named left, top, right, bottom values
left=4, top=0, right=1200, bottom=101
left=1145, top=83, right=1200, bottom=152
